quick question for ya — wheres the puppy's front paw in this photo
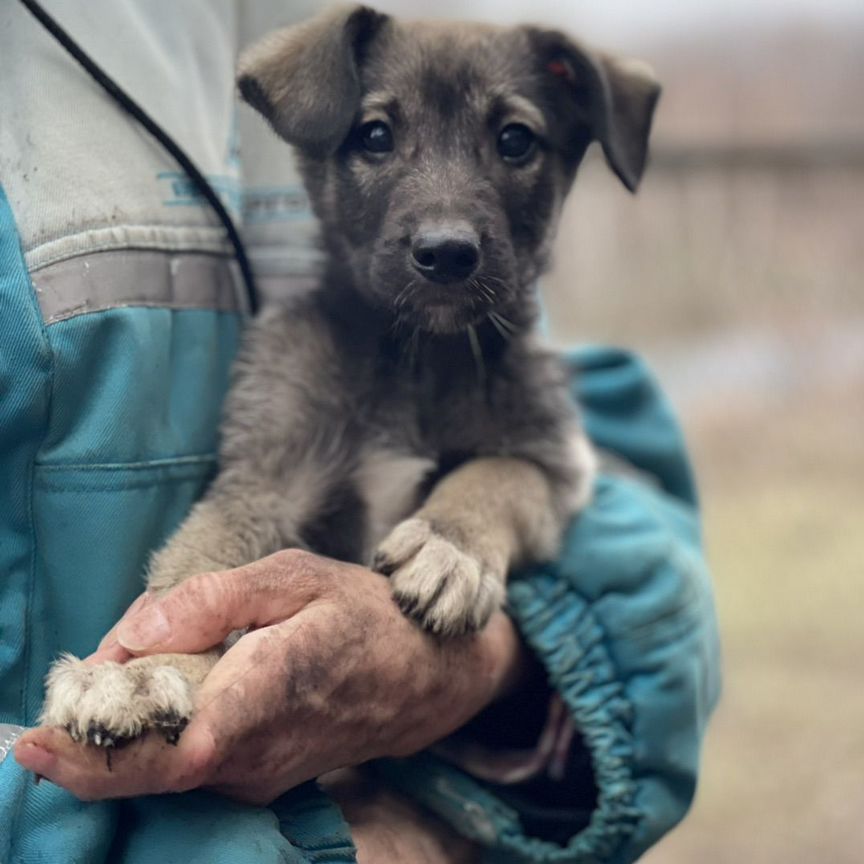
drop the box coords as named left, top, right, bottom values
left=374, top=518, right=505, bottom=636
left=41, top=654, right=193, bottom=748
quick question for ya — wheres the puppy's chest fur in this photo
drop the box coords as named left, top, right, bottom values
left=224, top=294, right=576, bottom=566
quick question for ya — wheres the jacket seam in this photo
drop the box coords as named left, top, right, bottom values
left=34, top=454, right=218, bottom=472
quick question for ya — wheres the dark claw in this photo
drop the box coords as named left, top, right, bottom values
left=373, top=551, right=395, bottom=576
left=393, top=574, right=452, bottom=632
left=393, top=591, right=418, bottom=617
left=430, top=615, right=475, bottom=639
left=153, top=711, right=189, bottom=746
left=86, top=723, right=132, bottom=749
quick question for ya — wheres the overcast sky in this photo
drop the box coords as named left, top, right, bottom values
left=508, top=0, right=864, bottom=37
left=378, top=0, right=864, bottom=44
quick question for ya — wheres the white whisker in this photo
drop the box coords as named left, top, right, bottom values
left=394, top=279, right=417, bottom=311
left=475, top=278, right=496, bottom=302
left=487, top=312, right=510, bottom=341
left=466, top=324, right=486, bottom=386
left=489, top=310, right=518, bottom=335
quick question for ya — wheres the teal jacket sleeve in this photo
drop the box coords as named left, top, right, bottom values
left=375, top=346, right=722, bottom=864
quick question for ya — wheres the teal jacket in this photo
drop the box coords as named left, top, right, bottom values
left=0, top=185, right=720, bottom=864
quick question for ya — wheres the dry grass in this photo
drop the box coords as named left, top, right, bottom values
left=643, top=392, right=864, bottom=864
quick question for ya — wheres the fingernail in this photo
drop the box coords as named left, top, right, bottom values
left=118, top=604, right=171, bottom=651
left=15, top=742, right=56, bottom=776
left=96, top=595, right=147, bottom=651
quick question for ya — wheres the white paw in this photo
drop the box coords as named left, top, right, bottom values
left=41, top=654, right=193, bottom=747
left=374, top=518, right=505, bottom=636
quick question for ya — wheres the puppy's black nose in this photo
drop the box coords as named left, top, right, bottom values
left=411, top=225, right=480, bottom=284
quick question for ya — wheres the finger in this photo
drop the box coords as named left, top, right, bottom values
left=116, top=549, right=347, bottom=655
left=80, top=593, right=151, bottom=666
left=83, top=640, right=132, bottom=666
left=15, top=723, right=215, bottom=800
left=96, top=628, right=118, bottom=652
left=96, top=592, right=149, bottom=651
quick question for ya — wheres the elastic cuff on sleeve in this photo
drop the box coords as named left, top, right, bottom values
left=371, top=575, right=641, bottom=864
left=504, top=575, right=642, bottom=862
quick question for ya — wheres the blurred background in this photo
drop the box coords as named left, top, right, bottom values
left=377, top=0, right=864, bottom=860
left=9, top=1, right=859, bottom=859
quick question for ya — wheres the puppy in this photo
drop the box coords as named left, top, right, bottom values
left=42, top=5, right=659, bottom=748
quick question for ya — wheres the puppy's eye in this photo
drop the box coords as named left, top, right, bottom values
left=497, top=124, right=536, bottom=163
left=359, top=120, right=394, bottom=154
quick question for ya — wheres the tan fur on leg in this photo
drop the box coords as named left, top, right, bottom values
left=375, top=454, right=588, bottom=635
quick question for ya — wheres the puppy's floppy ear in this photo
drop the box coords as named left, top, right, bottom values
left=528, top=29, right=661, bottom=192
left=237, top=5, right=389, bottom=152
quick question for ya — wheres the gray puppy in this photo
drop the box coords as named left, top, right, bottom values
left=42, top=5, right=659, bottom=748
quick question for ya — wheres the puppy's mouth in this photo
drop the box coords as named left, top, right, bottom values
left=392, top=273, right=502, bottom=334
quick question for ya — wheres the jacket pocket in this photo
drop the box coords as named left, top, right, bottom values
left=23, top=457, right=216, bottom=722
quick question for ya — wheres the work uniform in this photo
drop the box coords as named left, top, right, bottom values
left=0, top=2, right=720, bottom=862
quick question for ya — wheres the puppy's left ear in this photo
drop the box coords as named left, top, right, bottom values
left=528, top=29, right=661, bottom=192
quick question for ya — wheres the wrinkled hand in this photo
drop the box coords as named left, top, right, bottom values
left=16, top=550, right=524, bottom=803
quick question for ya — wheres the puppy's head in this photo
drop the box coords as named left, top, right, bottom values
left=239, top=6, right=660, bottom=334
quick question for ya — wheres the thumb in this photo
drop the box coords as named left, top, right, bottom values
left=117, top=549, right=334, bottom=654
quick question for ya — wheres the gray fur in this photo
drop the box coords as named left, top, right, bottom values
left=42, top=6, right=658, bottom=746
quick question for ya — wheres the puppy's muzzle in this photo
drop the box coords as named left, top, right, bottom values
left=411, top=221, right=480, bottom=285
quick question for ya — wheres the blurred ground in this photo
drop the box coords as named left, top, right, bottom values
left=639, top=383, right=864, bottom=864
left=541, top=21, right=864, bottom=859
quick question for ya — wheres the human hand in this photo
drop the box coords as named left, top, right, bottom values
left=16, top=549, right=524, bottom=803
